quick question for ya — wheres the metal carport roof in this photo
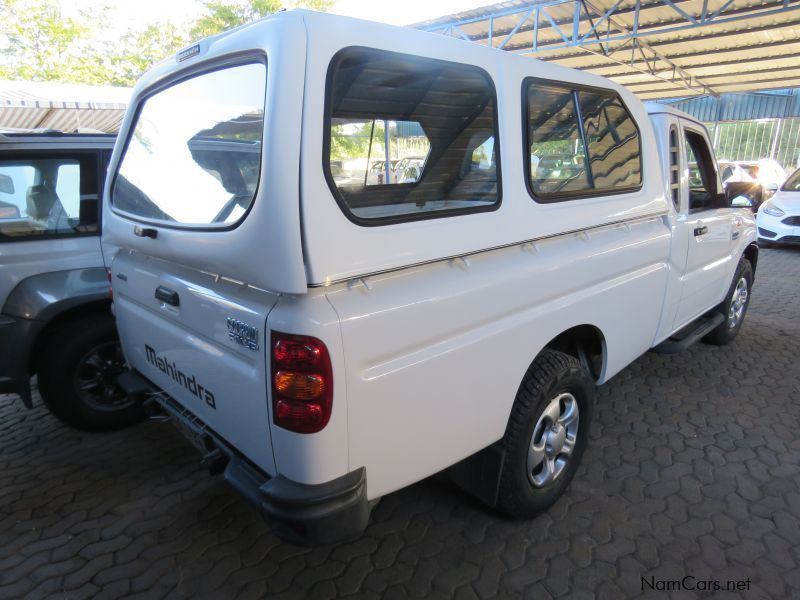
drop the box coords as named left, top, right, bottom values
left=414, top=0, right=800, bottom=100
left=0, top=81, right=130, bottom=133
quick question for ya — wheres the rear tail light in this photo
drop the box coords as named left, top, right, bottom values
left=106, top=268, right=113, bottom=300
left=271, top=332, right=332, bottom=433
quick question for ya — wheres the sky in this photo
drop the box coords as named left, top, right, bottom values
left=59, top=0, right=493, bottom=30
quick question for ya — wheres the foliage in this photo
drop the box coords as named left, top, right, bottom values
left=0, top=0, right=332, bottom=86
left=0, top=0, right=106, bottom=84
left=190, top=0, right=282, bottom=39
left=108, top=23, right=189, bottom=86
left=191, top=0, right=333, bottom=38
left=330, top=120, right=388, bottom=161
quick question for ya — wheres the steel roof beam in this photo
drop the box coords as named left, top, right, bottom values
left=603, top=52, right=800, bottom=81
left=422, top=0, right=800, bottom=96
left=530, top=16, right=800, bottom=62
left=614, top=64, right=800, bottom=87
left=634, top=75, right=800, bottom=95
left=542, top=30, right=800, bottom=72
left=573, top=38, right=715, bottom=95
left=423, top=0, right=800, bottom=52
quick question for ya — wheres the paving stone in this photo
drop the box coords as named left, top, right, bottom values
left=0, top=247, right=798, bottom=598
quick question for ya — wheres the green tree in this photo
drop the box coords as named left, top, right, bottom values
left=109, top=23, right=189, bottom=86
left=0, top=0, right=107, bottom=83
left=0, top=0, right=333, bottom=87
left=190, top=0, right=333, bottom=39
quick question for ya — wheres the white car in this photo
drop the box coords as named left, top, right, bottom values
left=737, top=158, right=787, bottom=196
left=103, top=10, right=757, bottom=545
left=719, top=160, right=755, bottom=185
left=756, top=167, right=800, bottom=245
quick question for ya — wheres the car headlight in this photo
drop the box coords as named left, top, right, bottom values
left=762, top=203, right=785, bottom=217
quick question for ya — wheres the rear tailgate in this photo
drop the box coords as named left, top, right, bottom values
left=113, top=250, right=279, bottom=474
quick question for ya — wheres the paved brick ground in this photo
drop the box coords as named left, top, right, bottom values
left=1, top=247, right=799, bottom=600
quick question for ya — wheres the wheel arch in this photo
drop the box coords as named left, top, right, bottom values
left=29, top=299, right=112, bottom=375
left=743, top=242, right=758, bottom=275
left=450, top=325, right=604, bottom=509
left=540, top=324, right=606, bottom=383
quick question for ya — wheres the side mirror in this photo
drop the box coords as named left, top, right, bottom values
left=0, top=174, right=14, bottom=195
left=725, top=181, right=762, bottom=212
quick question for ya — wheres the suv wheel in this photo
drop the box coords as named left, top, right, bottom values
left=497, top=349, right=594, bottom=518
left=38, top=313, right=143, bottom=431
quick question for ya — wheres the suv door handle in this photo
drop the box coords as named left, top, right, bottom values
left=694, top=226, right=709, bottom=236
left=155, top=286, right=179, bottom=306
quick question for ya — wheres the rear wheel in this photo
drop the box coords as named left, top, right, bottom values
left=497, top=349, right=594, bottom=518
left=703, top=258, right=753, bottom=346
left=38, top=313, right=143, bottom=431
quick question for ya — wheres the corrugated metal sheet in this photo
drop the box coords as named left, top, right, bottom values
left=666, top=89, right=800, bottom=121
left=416, top=0, right=800, bottom=100
left=0, top=81, right=130, bottom=133
left=395, top=121, right=426, bottom=137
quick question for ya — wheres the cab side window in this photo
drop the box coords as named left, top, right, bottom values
left=0, top=153, right=99, bottom=240
left=684, top=130, right=722, bottom=212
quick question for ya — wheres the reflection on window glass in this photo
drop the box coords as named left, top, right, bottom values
left=527, top=85, right=590, bottom=196
left=327, top=48, right=499, bottom=222
left=578, top=91, right=641, bottom=190
left=113, top=62, right=266, bottom=227
left=687, top=144, right=704, bottom=188
left=526, top=81, right=642, bottom=200
left=56, top=164, right=81, bottom=217
left=782, top=169, right=800, bottom=191
left=0, top=157, right=98, bottom=240
left=330, top=119, right=429, bottom=187
left=685, top=130, right=717, bottom=211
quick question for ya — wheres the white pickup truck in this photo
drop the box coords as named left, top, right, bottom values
left=103, top=10, right=757, bottom=545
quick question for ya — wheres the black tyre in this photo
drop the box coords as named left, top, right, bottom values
left=703, top=258, right=753, bottom=346
left=497, top=349, right=594, bottom=518
left=37, top=313, right=142, bottom=431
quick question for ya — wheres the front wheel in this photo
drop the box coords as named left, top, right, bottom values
left=703, top=258, right=753, bottom=346
left=497, top=349, right=594, bottom=518
left=37, top=313, right=143, bottom=431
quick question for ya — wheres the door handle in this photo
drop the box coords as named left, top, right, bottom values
left=134, top=225, right=158, bottom=239
left=155, top=286, right=179, bottom=307
left=694, top=226, right=709, bottom=236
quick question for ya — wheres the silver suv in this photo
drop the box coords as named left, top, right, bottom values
left=0, top=132, right=140, bottom=430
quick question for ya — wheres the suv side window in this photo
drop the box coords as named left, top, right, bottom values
left=0, top=153, right=99, bottom=240
left=525, top=79, right=642, bottom=202
left=325, top=47, right=500, bottom=224
left=684, top=129, right=722, bottom=212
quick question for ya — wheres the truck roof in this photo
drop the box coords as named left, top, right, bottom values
left=136, top=9, right=638, bottom=107
left=644, top=102, right=705, bottom=127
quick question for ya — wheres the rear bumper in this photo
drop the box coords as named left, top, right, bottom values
left=118, top=370, right=369, bottom=546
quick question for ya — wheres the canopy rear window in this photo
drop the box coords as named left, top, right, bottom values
left=112, top=61, right=266, bottom=228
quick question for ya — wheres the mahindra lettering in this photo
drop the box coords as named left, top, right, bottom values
left=103, top=10, right=757, bottom=545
